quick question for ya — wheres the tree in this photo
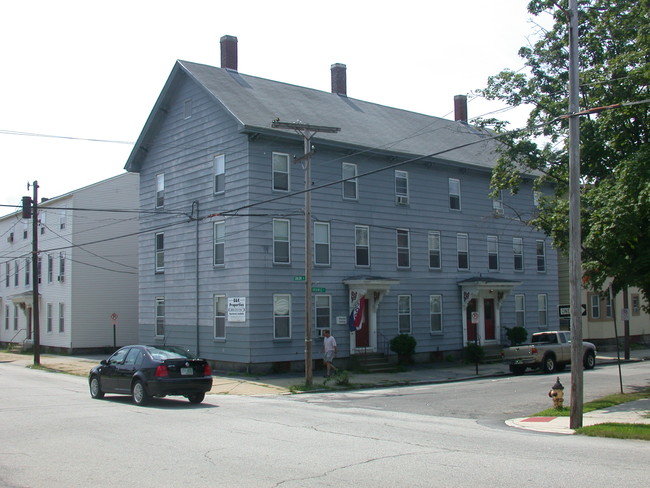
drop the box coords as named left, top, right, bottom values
left=476, top=0, right=650, bottom=304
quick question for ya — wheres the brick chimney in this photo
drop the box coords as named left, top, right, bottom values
left=454, top=94, right=468, bottom=123
left=220, top=35, right=238, bottom=71
left=331, top=63, right=347, bottom=96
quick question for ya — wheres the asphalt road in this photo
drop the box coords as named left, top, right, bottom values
left=1, top=360, right=649, bottom=488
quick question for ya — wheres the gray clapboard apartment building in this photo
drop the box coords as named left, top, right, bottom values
left=125, top=36, right=558, bottom=372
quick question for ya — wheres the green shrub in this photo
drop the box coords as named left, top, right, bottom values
left=465, top=343, right=485, bottom=363
left=505, top=326, right=528, bottom=346
left=390, top=334, right=417, bottom=364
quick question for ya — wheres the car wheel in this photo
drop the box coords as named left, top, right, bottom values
left=583, top=350, right=596, bottom=369
left=542, top=354, right=556, bottom=373
left=89, top=376, right=105, bottom=399
left=510, top=365, right=526, bottom=376
left=132, top=380, right=150, bottom=406
left=187, top=392, right=205, bottom=404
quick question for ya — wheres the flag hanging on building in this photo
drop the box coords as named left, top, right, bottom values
left=348, top=295, right=366, bottom=331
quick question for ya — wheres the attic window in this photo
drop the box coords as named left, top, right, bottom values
left=184, top=99, right=192, bottom=119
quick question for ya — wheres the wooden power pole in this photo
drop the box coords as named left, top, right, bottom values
left=271, top=120, right=340, bottom=387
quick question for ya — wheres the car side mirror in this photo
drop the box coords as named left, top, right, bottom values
left=100, top=359, right=108, bottom=366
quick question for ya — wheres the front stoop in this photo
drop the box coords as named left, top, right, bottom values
left=352, top=352, right=398, bottom=373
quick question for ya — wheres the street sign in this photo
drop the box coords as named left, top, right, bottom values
left=293, top=276, right=306, bottom=281
left=311, top=287, right=326, bottom=293
left=558, top=304, right=587, bottom=318
left=111, top=313, right=118, bottom=324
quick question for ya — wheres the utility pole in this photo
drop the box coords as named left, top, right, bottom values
left=271, top=120, right=341, bottom=386
left=567, top=0, right=583, bottom=429
left=26, top=181, right=41, bottom=366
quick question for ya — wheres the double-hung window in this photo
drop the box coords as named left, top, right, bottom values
left=315, top=295, right=331, bottom=333
left=314, top=222, right=330, bottom=266
left=273, top=219, right=290, bottom=264
left=513, top=238, right=523, bottom=271
left=493, top=190, right=504, bottom=215
left=272, top=153, right=290, bottom=191
left=156, top=173, right=165, bottom=208
left=214, top=295, right=226, bottom=339
left=398, top=295, right=412, bottom=333
left=397, top=229, right=410, bottom=268
left=155, top=233, right=164, bottom=273
left=457, top=233, right=469, bottom=270
left=395, top=170, right=409, bottom=205
left=47, top=254, right=53, bottom=283
left=428, top=231, right=441, bottom=269
left=515, top=294, right=526, bottom=327
left=449, top=178, right=461, bottom=210
left=214, top=154, right=225, bottom=194
left=487, top=236, right=499, bottom=271
left=430, top=295, right=443, bottom=333
left=538, top=294, right=548, bottom=327
left=536, top=240, right=546, bottom=272
left=25, top=258, right=30, bottom=286
left=155, top=297, right=165, bottom=337
left=47, top=303, right=53, bottom=332
left=342, top=163, right=358, bottom=200
left=355, top=225, right=370, bottom=267
left=59, top=303, right=65, bottom=333
left=214, top=222, right=225, bottom=266
left=273, top=294, right=291, bottom=339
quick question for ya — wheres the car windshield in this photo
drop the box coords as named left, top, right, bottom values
left=145, top=345, right=197, bottom=361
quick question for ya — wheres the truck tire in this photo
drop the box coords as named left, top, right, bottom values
left=541, top=354, right=556, bottom=374
left=583, top=350, right=596, bottom=369
left=511, top=365, right=526, bottom=375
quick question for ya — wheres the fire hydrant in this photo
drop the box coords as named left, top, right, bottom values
left=548, top=377, right=564, bottom=409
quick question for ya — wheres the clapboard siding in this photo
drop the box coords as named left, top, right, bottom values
left=128, top=62, right=559, bottom=368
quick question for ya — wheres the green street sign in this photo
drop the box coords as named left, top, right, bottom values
left=311, top=287, right=326, bottom=293
left=293, top=276, right=306, bottom=281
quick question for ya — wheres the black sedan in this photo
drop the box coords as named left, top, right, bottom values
left=88, top=345, right=213, bottom=405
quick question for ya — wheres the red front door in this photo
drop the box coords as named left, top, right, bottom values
left=355, top=299, right=370, bottom=348
left=484, top=299, right=495, bottom=340
left=466, top=299, right=477, bottom=342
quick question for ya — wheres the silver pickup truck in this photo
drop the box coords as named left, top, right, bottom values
left=501, top=331, right=597, bottom=375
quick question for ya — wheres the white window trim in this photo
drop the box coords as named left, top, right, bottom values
left=314, top=222, right=331, bottom=266
left=273, top=219, right=291, bottom=264
left=515, top=294, right=526, bottom=327
left=430, top=294, right=443, bottom=333
left=315, top=294, right=332, bottom=333
left=273, top=294, right=292, bottom=339
left=428, top=231, right=441, bottom=270
left=272, top=152, right=290, bottom=192
left=536, top=240, right=546, bottom=273
left=214, top=154, right=225, bottom=195
left=457, top=233, right=469, bottom=270
left=342, top=162, right=358, bottom=200
left=155, top=233, right=164, bottom=273
left=214, top=222, right=225, bottom=267
left=214, top=294, right=226, bottom=340
left=398, top=295, right=412, bottom=334
left=449, top=178, right=461, bottom=210
left=396, top=228, right=410, bottom=268
left=156, top=173, right=165, bottom=208
left=155, top=297, right=165, bottom=337
left=487, top=235, right=499, bottom=271
left=395, top=170, right=409, bottom=205
left=538, top=294, right=548, bottom=327
left=513, top=237, right=524, bottom=272
left=355, top=225, right=370, bottom=267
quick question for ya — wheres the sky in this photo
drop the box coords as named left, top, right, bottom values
left=0, top=0, right=549, bottom=210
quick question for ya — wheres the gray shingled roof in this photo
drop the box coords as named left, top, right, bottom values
left=126, top=60, right=499, bottom=172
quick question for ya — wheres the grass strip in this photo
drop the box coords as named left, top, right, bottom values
left=534, top=388, right=650, bottom=417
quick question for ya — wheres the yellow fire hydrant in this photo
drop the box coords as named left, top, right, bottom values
left=548, top=377, right=564, bottom=409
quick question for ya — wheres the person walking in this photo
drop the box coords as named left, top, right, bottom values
left=322, top=329, right=338, bottom=378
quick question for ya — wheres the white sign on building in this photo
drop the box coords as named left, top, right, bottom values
left=228, top=297, right=246, bottom=322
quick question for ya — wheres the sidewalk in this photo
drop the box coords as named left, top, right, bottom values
left=2, top=349, right=649, bottom=435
